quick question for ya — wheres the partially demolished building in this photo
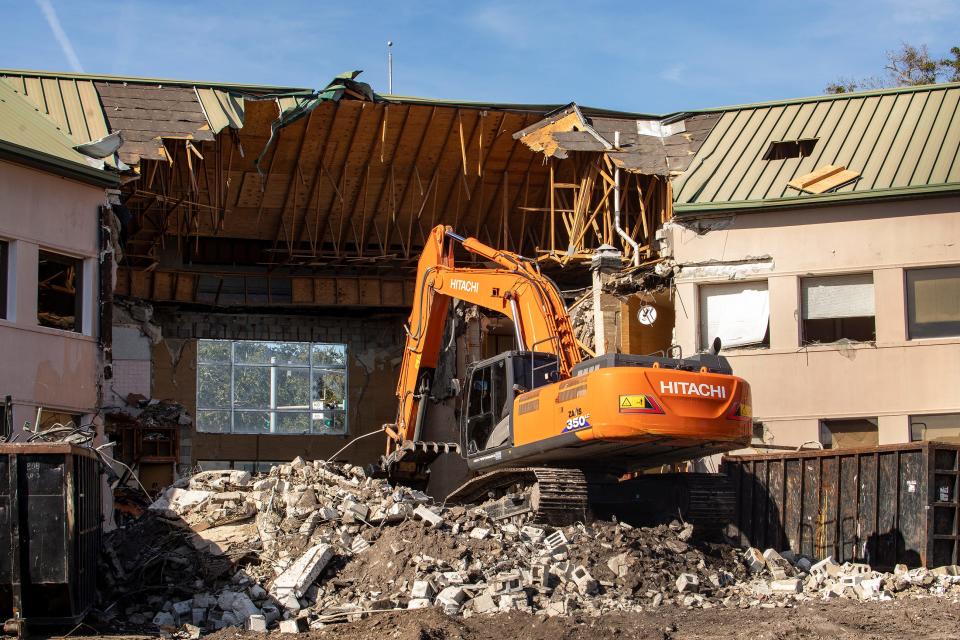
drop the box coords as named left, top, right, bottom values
left=0, top=68, right=958, bottom=488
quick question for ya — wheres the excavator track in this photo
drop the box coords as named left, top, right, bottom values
left=445, top=467, right=589, bottom=526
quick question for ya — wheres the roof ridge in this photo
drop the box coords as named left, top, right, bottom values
left=686, top=81, right=960, bottom=114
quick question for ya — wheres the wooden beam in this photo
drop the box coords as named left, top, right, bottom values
left=360, top=104, right=413, bottom=254
left=271, top=111, right=313, bottom=255
left=435, top=109, right=483, bottom=233
left=384, top=106, right=438, bottom=258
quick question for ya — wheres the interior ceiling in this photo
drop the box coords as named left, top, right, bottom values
left=125, top=97, right=555, bottom=273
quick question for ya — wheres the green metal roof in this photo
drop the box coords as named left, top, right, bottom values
left=673, top=82, right=960, bottom=213
left=0, top=80, right=115, bottom=186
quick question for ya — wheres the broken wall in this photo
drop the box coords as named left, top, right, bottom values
left=148, top=309, right=406, bottom=468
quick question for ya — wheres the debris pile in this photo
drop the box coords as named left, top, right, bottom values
left=737, top=546, right=960, bottom=604
left=97, top=459, right=960, bottom=635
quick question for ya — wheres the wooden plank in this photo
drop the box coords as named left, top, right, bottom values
left=314, top=279, right=337, bottom=304
left=336, top=279, right=360, bottom=305
left=358, top=278, right=382, bottom=305
left=291, top=277, right=314, bottom=304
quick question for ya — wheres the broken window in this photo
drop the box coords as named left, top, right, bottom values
left=910, top=413, right=960, bottom=443
left=37, top=250, right=83, bottom=332
left=801, top=274, right=876, bottom=345
left=906, top=266, right=960, bottom=339
left=196, top=340, right=347, bottom=435
left=819, top=418, right=878, bottom=450
left=197, top=460, right=284, bottom=473
left=763, top=138, right=818, bottom=160
left=698, top=281, right=770, bottom=350
left=0, top=240, right=7, bottom=319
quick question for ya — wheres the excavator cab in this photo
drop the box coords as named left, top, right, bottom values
left=461, top=351, right=559, bottom=457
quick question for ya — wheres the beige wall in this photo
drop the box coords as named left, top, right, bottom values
left=667, top=195, right=960, bottom=447
left=0, top=159, right=104, bottom=432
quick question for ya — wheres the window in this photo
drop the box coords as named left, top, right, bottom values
left=196, top=340, right=347, bottom=435
left=698, top=281, right=770, bottom=350
left=907, top=266, right=960, bottom=339
left=0, top=240, right=7, bottom=319
left=801, top=274, right=875, bottom=345
left=37, top=250, right=83, bottom=332
left=763, top=138, right=818, bottom=160
left=197, top=460, right=284, bottom=473
left=819, top=418, right=878, bottom=449
left=910, top=414, right=960, bottom=443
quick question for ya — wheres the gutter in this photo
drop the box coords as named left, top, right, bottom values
left=0, top=140, right=119, bottom=188
left=673, top=182, right=960, bottom=217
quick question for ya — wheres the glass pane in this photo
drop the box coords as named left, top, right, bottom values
left=197, top=364, right=231, bottom=409
left=312, top=411, right=346, bottom=435
left=276, top=412, right=311, bottom=434
left=312, top=343, right=346, bottom=367
left=235, top=341, right=309, bottom=366
left=234, top=411, right=271, bottom=434
left=313, top=370, right=346, bottom=410
left=196, top=410, right=231, bottom=433
left=233, top=460, right=256, bottom=473
left=197, top=460, right=231, bottom=470
left=233, top=366, right=270, bottom=409
left=276, top=368, right=310, bottom=410
left=197, top=340, right=232, bottom=364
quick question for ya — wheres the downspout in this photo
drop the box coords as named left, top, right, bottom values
left=612, top=131, right=641, bottom=267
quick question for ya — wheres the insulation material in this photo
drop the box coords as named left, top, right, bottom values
left=699, top=281, right=769, bottom=348
left=801, top=274, right=875, bottom=319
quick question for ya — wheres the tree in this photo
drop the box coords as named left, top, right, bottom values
left=825, top=42, right=959, bottom=94
left=941, top=46, right=960, bottom=82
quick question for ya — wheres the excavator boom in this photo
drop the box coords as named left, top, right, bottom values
left=385, top=225, right=580, bottom=454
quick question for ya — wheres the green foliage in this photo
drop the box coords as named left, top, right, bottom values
left=195, top=340, right=347, bottom=435
left=825, top=43, right=960, bottom=94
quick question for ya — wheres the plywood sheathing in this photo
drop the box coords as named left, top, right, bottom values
left=121, top=98, right=566, bottom=269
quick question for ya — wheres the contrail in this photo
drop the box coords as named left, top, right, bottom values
left=35, top=0, right=84, bottom=73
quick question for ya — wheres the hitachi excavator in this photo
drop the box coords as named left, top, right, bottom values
left=381, top=225, right=753, bottom=525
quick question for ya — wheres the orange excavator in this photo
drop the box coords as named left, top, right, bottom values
left=382, top=225, right=753, bottom=525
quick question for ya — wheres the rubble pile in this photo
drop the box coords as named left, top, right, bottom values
left=97, top=459, right=960, bottom=635
left=736, top=546, right=960, bottom=604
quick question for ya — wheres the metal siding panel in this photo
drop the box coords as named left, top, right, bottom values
left=697, top=108, right=768, bottom=202
left=927, top=91, right=960, bottom=183
left=721, top=105, right=795, bottom=201
left=774, top=98, right=855, bottom=198
left=75, top=81, right=108, bottom=141
left=893, top=89, right=947, bottom=187
left=850, top=93, right=911, bottom=192
left=61, top=80, right=91, bottom=141
left=673, top=110, right=739, bottom=203
left=23, top=77, right=44, bottom=111
left=822, top=96, right=879, bottom=175
left=914, top=89, right=960, bottom=184
left=39, top=77, right=70, bottom=137
left=741, top=103, right=806, bottom=200
left=759, top=101, right=831, bottom=199
left=871, top=91, right=930, bottom=189
left=2, top=75, right=26, bottom=94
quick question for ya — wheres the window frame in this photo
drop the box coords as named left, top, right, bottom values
left=0, top=240, right=7, bottom=320
left=905, top=265, right=960, bottom=340
left=697, top=279, right=771, bottom=351
left=37, top=249, right=84, bottom=333
left=196, top=340, right=348, bottom=436
left=799, top=272, right=876, bottom=346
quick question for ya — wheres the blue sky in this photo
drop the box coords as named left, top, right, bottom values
left=1, top=0, right=958, bottom=113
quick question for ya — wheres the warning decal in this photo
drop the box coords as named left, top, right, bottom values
left=619, top=394, right=661, bottom=413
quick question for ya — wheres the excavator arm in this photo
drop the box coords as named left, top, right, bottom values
left=384, top=225, right=581, bottom=464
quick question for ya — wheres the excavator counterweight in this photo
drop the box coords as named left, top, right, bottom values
left=382, top=225, right=752, bottom=525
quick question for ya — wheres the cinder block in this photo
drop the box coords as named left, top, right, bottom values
left=414, top=505, right=443, bottom=527
left=769, top=578, right=801, bottom=593
left=247, top=615, right=267, bottom=632
left=675, top=573, right=700, bottom=593
left=570, top=565, right=598, bottom=595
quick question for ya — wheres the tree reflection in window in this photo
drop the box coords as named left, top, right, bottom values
left=196, top=340, right=347, bottom=435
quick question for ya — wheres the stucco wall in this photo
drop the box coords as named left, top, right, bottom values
left=667, top=195, right=960, bottom=446
left=0, top=159, right=104, bottom=431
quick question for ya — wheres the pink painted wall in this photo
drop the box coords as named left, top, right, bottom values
left=667, top=195, right=960, bottom=447
left=0, top=159, right=105, bottom=433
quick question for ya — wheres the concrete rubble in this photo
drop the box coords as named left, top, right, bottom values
left=96, top=458, right=960, bottom=634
